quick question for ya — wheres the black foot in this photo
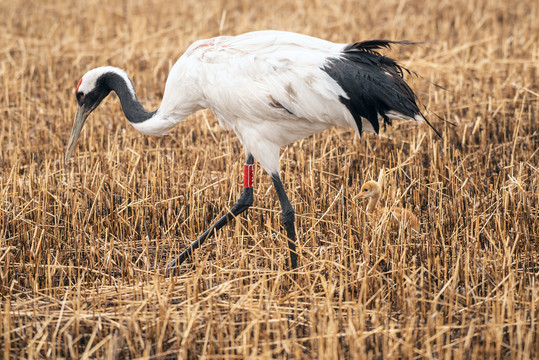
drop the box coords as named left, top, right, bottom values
left=165, top=187, right=253, bottom=274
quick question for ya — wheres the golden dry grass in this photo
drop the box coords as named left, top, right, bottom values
left=1, top=0, right=538, bottom=358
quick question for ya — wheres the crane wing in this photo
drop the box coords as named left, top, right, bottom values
left=175, top=30, right=430, bottom=173
left=183, top=30, right=429, bottom=154
left=194, top=31, right=354, bottom=132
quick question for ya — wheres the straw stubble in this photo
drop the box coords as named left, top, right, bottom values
left=0, top=0, right=537, bottom=358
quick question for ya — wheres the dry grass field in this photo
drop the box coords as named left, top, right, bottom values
left=1, top=0, right=538, bottom=358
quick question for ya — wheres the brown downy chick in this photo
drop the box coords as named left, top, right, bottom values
left=357, top=180, right=420, bottom=231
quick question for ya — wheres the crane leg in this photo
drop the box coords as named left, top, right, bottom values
left=270, top=173, right=298, bottom=269
left=165, top=155, right=254, bottom=274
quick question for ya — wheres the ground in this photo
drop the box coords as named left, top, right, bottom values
left=0, top=0, right=537, bottom=358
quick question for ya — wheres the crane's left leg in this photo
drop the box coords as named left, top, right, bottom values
left=271, top=173, right=298, bottom=269
left=165, top=155, right=254, bottom=273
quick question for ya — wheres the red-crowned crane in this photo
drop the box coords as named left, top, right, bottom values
left=65, top=30, right=437, bottom=272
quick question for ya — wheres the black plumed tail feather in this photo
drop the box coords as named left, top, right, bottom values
left=344, top=40, right=421, bottom=54
left=322, top=40, right=440, bottom=137
left=421, top=113, right=442, bottom=138
left=344, top=40, right=422, bottom=77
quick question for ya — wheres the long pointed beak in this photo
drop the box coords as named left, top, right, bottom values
left=65, top=105, right=88, bottom=161
left=356, top=192, right=365, bottom=199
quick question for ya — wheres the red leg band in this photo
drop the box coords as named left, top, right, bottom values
left=243, top=164, right=254, bottom=188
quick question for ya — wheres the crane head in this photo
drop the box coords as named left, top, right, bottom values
left=65, top=68, right=114, bottom=161
left=356, top=180, right=382, bottom=199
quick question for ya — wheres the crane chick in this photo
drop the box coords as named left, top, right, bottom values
left=357, top=180, right=420, bottom=231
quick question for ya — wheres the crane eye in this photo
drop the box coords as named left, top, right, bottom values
left=76, top=92, right=86, bottom=107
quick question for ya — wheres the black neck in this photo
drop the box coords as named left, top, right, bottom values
left=105, top=72, right=156, bottom=123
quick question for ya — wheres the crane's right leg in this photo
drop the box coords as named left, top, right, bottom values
left=165, top=154, right=254, bottom=274
left=271, top=173, right=298, bottom=269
